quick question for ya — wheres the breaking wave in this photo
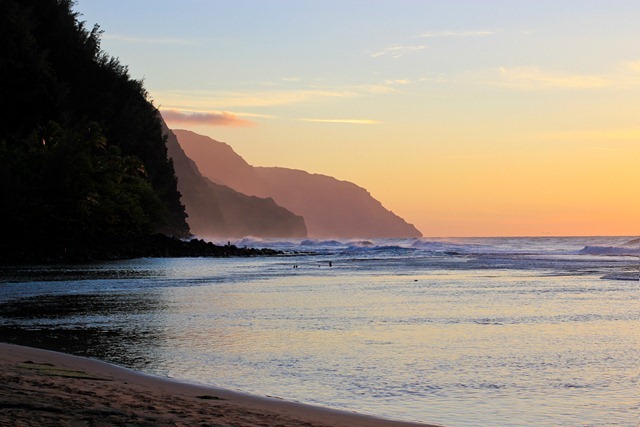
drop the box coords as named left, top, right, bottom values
left=578, top=246, right=639, bottom=257
left=205, top=236, right=640, bottom=260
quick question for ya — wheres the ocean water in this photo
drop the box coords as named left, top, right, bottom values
left=0, top=236, right=638, bottom=426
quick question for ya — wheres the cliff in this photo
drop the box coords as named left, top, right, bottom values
left=163, top=126, right=307, bottom=238
left=254, top=167, right=422, bottom=238
left=172, top=129, right=422, bottom=238
left=1, top=0, right=191, bottom=263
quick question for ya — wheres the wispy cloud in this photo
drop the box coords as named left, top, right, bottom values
left=370, top=45, right=427, bottom=59
left=156, top=82, right=402, bottom=109
left=364, top=84, right=401, bottom=94
left=624, top=60, right=640, bottom=73
left=419, top=74, right=451, bottom=84
left=103, top=33, right=197, bottom=45
left=161, top=110, right=256, bottom=127
left=463, top=60, right=640, bottom=90
left=384, top=79, right=411, bottom=85
left=298, top=118, right=380, bottom=125
left=156, top=88, right=358, bottom=109
left=370, top=29, right=495, bottom=59
left=497, top=67, right=612, bottom=89
left=420, top=30, right=497, bottom=38
left=280, top=77, right=301, bottom=82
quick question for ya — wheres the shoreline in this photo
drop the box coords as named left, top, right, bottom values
left=0, top=233, right=283, bottom=265
left=0, top=343, right=440, bottom=426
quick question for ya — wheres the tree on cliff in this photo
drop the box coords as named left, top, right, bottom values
left=0, top=0, right=190, bottom=260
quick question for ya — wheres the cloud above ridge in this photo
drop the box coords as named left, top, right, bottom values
left=161, top=110, right=256, bottom=127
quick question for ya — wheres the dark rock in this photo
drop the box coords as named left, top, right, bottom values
left=0, top=234, right=281, bottom=265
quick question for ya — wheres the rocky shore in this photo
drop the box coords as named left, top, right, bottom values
left=0, top=233, right=281, bottom=265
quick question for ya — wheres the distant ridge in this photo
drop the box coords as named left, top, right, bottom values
left=163, top=124, right=307, bottom=238
left=173, top=129, right=422, bottom=238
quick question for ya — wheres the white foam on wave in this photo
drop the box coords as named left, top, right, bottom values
left=578, top=246, right=639, bottom=257
left=198, top=236, right=640, bottom=261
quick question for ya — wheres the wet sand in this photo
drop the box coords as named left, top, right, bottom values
left=0, top=343, right=439, bottom=426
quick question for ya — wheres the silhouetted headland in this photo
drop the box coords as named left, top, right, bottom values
left=173, top=129, right=422, bottom=238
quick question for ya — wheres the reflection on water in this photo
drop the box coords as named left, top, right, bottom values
left=0, top=238, right=638, bottom=427
left=0, top=264, right=159, bottom=283
left=0, top=292, right=164, bottom=319
left=0, top=289, right=168, bottom=369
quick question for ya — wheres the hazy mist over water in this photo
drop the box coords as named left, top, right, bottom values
left=1, top=237, right=638, bottom=426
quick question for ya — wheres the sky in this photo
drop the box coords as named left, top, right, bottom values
left=75, top=0, right=640, bottom=237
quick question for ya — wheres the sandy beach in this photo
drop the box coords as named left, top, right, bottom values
left=0, top=343, right=437, bottom=427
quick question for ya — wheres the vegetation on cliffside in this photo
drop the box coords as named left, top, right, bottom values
left=0, top=0, right=190, bottom=262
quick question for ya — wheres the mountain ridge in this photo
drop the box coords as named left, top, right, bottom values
left=163, top=126, right=307, bottom=238
left=172, top=129, right=422, bottom=238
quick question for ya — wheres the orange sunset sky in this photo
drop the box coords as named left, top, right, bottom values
left=76, top=0, right=640, bottom=237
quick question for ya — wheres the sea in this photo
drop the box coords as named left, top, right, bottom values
left=1, top=236, right=638, bottom=427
